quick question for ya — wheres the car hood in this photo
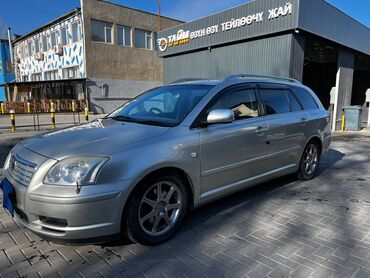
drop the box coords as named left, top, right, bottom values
left=21, top=118, right=170, bottom=159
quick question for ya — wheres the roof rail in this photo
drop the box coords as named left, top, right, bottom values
left=224, top=74, right=300, bottom=84
left=170, top=78, right=210, bottom=84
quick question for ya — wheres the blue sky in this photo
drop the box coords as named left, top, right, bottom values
left=0, top=0, right=369, bottom=37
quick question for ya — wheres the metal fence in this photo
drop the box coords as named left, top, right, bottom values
left=0, top=99, right=88, bottom=114
left=0, top=111, right=88, bottom=132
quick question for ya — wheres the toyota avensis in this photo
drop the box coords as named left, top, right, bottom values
left=1, top=74, right=331, bottom=245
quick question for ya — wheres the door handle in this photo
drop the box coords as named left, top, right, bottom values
left=255, top=126, right=268, bottom=135
left=301, top=117, right=308, bottom=126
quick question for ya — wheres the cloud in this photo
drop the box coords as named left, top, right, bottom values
left=164, top=0, right=251, bottom=21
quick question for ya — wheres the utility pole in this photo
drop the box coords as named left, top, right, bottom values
left=155, top=0, right=161, bottom=31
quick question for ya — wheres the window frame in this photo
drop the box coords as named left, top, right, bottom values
left=191, top=83, right=262, bottom=128
left=256, top=83, right=295, bottom=117
left=286, top=88, right=304, bottom=112
left=42, top=35, right=48, bottom=52
left=27, top=41, right=33, bottom=57
left=71, top=21, right=81, bottom=43
left=51, top=31, right=58, bottom=48
left=291, top=86, right=319, bottom=110
left=46, top=34, right=51, bottom=50
left=134, top=28, right=153, bottom=50
left=116, top=24, right=132, bottom=47
left=60, top=27, right=68, bottom=46
left=34, top=37, right=40, bottom=53
left=91, top=19, right=113, bottom=44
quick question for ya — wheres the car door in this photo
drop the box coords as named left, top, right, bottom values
left=258, top=84, right=308, bottom=172
left=198, top=84, right=269, bottom=200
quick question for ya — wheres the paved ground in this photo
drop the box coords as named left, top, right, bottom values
left=1, top=135, right=370, bottom=277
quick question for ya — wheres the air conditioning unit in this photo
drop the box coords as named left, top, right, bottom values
left=54, top=46, right=63, bottom=56
left=34, top=52, right=44, bottom=61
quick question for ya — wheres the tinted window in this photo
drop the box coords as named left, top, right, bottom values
left=208, top=89, right=259, bottom=120
left=287, top=91, right=302, bottom=111
left=293, top=87, right=318, bottom=110
left=260, top=89, right=290, bottom=115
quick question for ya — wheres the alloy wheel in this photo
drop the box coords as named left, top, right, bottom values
left=303, top=144, right=319, bottom=175
left=138, top=181, right=183, bottom=236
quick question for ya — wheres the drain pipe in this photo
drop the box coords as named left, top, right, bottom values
left=7, top=28, right=14, bottom=66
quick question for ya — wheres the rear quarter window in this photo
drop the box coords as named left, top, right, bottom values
left=293, top=87, right=319, bottom=110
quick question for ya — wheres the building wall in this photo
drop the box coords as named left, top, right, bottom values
left=0, top=40, right=15, bottom=101
left=163, top=34, right=294, bottom=84
left=13, top=11, right=85, bottom=82
left=81, top=0, right=182, bottom=113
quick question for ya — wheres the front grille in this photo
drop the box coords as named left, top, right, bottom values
left=7, top=154, right=37, bottom=187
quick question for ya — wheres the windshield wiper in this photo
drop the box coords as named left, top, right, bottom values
left=135, top=120, right=174, bottom=127
left=110, top=115, right=137, bottom=122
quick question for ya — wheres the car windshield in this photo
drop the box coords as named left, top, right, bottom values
left=107, top=85, right=214, bottom=126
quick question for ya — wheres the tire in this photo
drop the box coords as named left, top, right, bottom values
left=297, top=140, right=321, bottom=181
left=122, top=174, right=188, bottom=245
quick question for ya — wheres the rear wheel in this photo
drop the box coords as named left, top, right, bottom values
left=297, top=141, right=321, bottom=180
left=122, top=174, right=188, bottom=245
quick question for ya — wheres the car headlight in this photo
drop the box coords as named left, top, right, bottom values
left=44, top=156, right=109, bottom=186
left=3, top=151, right=13, bottom=170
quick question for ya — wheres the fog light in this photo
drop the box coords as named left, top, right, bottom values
left=39, top=216, right=68, bottom=227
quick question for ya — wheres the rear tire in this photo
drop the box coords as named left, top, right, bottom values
left=297, top=141, right=321, bottom=180
left=122, top=174, right=188, bottom=245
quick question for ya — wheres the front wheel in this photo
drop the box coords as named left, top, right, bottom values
left=297, top=141, right=321, bottom=180
left=122, top=174, right=188, bottom=245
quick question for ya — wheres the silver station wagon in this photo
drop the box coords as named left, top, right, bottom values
left=1, top=74, right=331, bottom=245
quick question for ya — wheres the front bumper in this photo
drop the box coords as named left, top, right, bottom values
left=3, top=144, right=134, bottom=242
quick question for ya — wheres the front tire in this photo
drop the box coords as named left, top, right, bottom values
left=122, top=174, right=188, bottom=245
left=297, top=141, right=321, bottom=180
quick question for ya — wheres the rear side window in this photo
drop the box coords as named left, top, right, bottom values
left=259, top=89, right=290, bottom=115
left=287, top=91, right=302, bottom=111
left=293, top=87, right=318, bottom=110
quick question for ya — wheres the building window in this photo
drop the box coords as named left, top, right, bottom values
left=63, top=66, right=80, bottom=79
left=31, top=73, right=42, bottom=81
left=27, top=41, right=33, bottom=57
left=45, top=70, right=58, bottom=80
left=71, top=21, right=81, bottom=43
left=51, top=32, right=57, bottom=48
left=34, top=38, right=40, bottom=53
left=22, top=75, right=28, bottom=82
left=42, top=35, right=47, bottom=52
left=47, top=34, right=51, bottom=50
left=134, top=29, right=152, bottom=50
left=91, top=19, right=112, bottom=43
left=117, top=25, right=131, bottom=46
left=60, top=27, right=68, bottom=46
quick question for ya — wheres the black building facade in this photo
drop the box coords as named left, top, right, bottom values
left=157, top=0, right=370, bottom=131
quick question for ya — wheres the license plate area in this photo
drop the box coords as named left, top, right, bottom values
left=0, top=178, right=16, bottom=217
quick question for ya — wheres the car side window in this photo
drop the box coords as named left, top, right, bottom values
left=207, top=89, right=259, bottom=120
left=287, top=90, right=303, bottom=111
left=259, top=89, right=290, bottom=115
left=293, top=87, right=319, bottom=110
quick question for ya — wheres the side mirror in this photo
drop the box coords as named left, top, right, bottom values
left=207, top=109, right=235, bottom=125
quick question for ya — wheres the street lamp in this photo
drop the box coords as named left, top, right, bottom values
left=155, top=0, right=161, bottom=31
